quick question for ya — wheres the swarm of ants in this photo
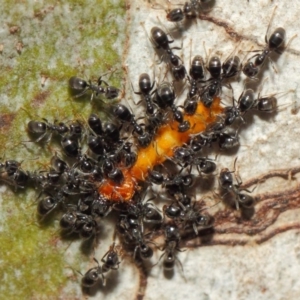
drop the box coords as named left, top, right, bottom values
left=1, top=0, right=294, bottom=294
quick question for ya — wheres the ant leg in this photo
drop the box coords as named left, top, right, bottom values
left=97, top=68, right=117, bottom=85
left=100, top=79, right=110, bottom=87
left=131, top=91, right=143, bottom=107
left=74, top=88, right=89, bottom=98
left=235, top=195, right=240, bottom=210
left=34, top=131, right=50, bottom=143
left=156, top=16, right=175, bottom=44
left=276, top=33, right=297, bottom=55
left=267, top=56, right=278, bottom=74
left=257, top=77, right=269, bottom=100
left=232, top=157, right=238, bottom=174
left=101, top=273, right=106, bottom=287
left=175, top=254, right=185, bottom=276
left=101, top=249, right=111, bottom=264
left=130, top=80, right=142, bottom=96
left=133, top=246, right=139, bottom=260
left=45, top=132, right=54, bottom=144
left=152, top=251, right=166, bottom=267
left=140, top=21, right=159, bottom=49
left=265, top=6, right=278, bottom=44
left=192, top=223, right=199, bottom=236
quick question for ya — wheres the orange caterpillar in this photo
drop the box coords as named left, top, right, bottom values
left=99, top=97, right=223, bottom=201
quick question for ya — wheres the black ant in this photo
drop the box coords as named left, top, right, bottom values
left=88, top=136, right=132, bottom=184
left=223, top=89, right=256, bottom=126
left=149, top=26, right=187, bottom=81
left=100, top=154, right=124, bottom=185
left=36, top=168, right=94, bottom=216
left=223, top=88, right=279, bottom=126
left=158, top=224, right=184, bottom=271
left=173, top=146, right=217, bottom=175
left=87, top=113, right=123, bottom=155
left=128, top=193, right=163, bottom=227
left=27, top=119, right=69, bottom=143
left=192, top=125, right=239, bottom=151
left=131, top=228, right=155, bottom=261
left=155, top=82, right=190, bottom=132
left=163, top=178, right=194, bottom=207
left=219, top=159, right=255, bottom=210
left=100, top=140, right=137, bottom=169
left=164, top=200, right=213, bottom=235
left=60, top=206, right=99, bottom=239
left=164, top=173, right=194, bottom=197
left=116, top=210, right=155, bottom=261
left=132, top=73, right=156, bottom=115
left=113, top=104, right=153, bottom=148
left=61, top=140, right=97, bottom=176
left=60, top=205, right=86, bottom=231
left=69, top=75, right=119, bottom=101
left=178, top=201, right=213, bottom=235
left=242, top=7, right=287, bottom=78
left=166, top=0, right=212, bottom=23
left=200, top=54, right=241, bottom=107
left=189, top=133, right=214, bottom=153
left=62, top=144, right=96, bottom=176
left=81, top=243, right=121, bottom=287
left=184, top=55, right=205, bottom=115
